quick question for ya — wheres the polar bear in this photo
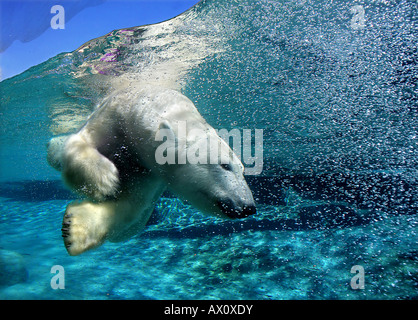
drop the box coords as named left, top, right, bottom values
left=47, top=87, right=256, bottom=255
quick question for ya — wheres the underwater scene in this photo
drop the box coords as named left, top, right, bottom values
left=0, top=0, right=417, bottom=300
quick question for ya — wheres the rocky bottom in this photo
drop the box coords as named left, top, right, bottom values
left=0, top=197, right=416, bottom=300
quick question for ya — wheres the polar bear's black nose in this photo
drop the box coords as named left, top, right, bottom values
left=218, top=200, right=256, bottom=219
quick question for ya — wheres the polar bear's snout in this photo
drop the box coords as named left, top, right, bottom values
left=217, top=199, right=256, bottom=219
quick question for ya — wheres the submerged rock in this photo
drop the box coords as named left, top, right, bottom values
left=0, top=250, right=28, bottom=287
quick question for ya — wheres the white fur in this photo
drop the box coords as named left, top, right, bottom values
left=62, top=171, right=165, bottom=255
left=48, top=87, right=255, bottom=255
left=62, top=134, right=120, bottom=201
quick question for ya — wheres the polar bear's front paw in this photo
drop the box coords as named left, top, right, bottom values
left=84, top=156, right=120, bottom=201
left=61, top=202, right=108, bottom=256
left=63, top=149, right=120, bottom=201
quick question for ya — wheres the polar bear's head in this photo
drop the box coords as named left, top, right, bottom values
left=166, top=162, right=256, bottom=219
left=155, top=125, right=256, bottom=219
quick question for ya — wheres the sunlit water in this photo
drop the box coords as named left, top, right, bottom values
left=0, top=0, right=416, bottom=299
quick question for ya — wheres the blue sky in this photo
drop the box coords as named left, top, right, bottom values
left=0, top=0, right=200, bottom=81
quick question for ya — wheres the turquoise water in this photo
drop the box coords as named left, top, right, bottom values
left=0, top=193, right=416, bottom=299
left=0, top=0, right=417, bottom=299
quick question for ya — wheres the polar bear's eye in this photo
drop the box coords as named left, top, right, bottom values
left=221, top=163, right=233, bottom=172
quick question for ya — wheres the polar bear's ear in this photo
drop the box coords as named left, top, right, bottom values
left=156, top=120, right=178, bottom=144
left=159, top=120, right=173, bottom=132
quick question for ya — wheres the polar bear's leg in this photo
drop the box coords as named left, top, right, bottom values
left=62, top=134, right=120, bottom=201
left=62, top=175, right=166, bottom=256
left=62, top=198, right=151, bottom=256
left=62, top=201, right=115, bottom=255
